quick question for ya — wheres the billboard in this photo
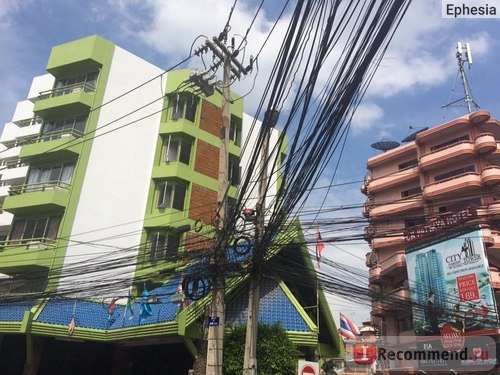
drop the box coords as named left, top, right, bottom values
left=405, top=226, right=499, bottom=336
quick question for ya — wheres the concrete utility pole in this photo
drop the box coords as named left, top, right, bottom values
left=193, top=33, right=250, bottom=375
left=243, top=110, right=277, bottom=375
left=205, top=51, right=231, bottom=375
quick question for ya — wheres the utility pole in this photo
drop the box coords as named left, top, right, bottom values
left=243, top=109, right=278, bottom=375
left=205, top=51, right=231, bottom=375
left=190, top=32, right=251, bottom=375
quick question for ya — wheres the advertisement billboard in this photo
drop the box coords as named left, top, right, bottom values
left=405, top=226, right=498, bottom=336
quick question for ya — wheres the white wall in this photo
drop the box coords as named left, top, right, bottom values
left=58, top=46, right=166, bottom=298
left=27, top=74, right=54, bottom=101
left=240, top=113, right=281, bottom=221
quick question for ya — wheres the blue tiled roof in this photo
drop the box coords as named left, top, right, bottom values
left=226, top=277, right=310, bottom=332
left=0, top=268, right=311, bottom=334
left=0, top=297, right=36, bottom=322
left=37, top=275, right=182, bottom=329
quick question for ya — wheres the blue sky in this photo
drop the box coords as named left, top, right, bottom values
left=0, top=0, right=499, bottom=323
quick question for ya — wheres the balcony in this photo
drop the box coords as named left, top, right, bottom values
left=3, top=181, right=71, bottom=215
left=379, top=251, right=406, bottom=278
left=469, top=110, right=491, bottom=125
left=367, top=167, right=419, bottom=194
left=0, top=185, right=9, bottom=198
left=371, top=234, right=405, bottom=250
left=386, top=286, right=410, bottom=301
left=369, top=265, right=382, bottom=284
left=0, top=211, right=13, bottom=230
left=487, top=229, right=500, bottom=251
left=419, top=141, right=474, bottom=171
left=19, top=129, right=83, bottom=162
left=0, top=145, right=22, bottom=159
left=423, top=173, right=481, bottom=199
left=360, top=175, right=371, bottom=194
left=474, top=133, right=497, bottom=154
left=490, top=267, right=500, bottom=290
left=482, top=227, right=494, bottom=247
left=362, top=201, right=371, bottom=218
left=371, top=300, right=384, bottom=316
left=0, top=163, right=28, bottom=182
left=0, top=238, right=55, bottom=269
left=33, top=83, right=95, bottom=118
left=370, top=196, right=424, bottom=219
left=481, top=166, right=500, bottom=186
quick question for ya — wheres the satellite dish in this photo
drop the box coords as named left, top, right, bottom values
left=401, top=127, right=429, bottom=142
left=371, top=138, right=400, bottom=152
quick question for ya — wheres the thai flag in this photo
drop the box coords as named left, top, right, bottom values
left=315, top=227, right=325, bottom=267
left=339, top=312, right=360, bottom=340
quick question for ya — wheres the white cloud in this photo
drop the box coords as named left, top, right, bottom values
left=350, top=103, right=384, bottom=133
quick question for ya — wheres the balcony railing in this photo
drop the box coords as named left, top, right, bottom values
left=0, top=237, right=56, bottom=252
left=0, top=158, right=27, bottom=169
left=22, top=128, right=84, bottom=145
left=38, top=82, right=96, bottom=100
left=424, top=172, right=481, bottom=198
left=367, top=167, right=419, bottom=194
left=9, top=180, right=71, bottom=196
left=474, top=132, right=497, bottom=154
left=481, top=165, right=500, bottom=186
left=14, top=117, right=43, bottom=128
left=379, top=251, right=406, bottom=277
left=420, top=141, right=474, bottom=171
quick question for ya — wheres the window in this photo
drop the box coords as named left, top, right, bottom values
left=164, top=135, right=192, bottom=165
left=434, top=165, right=475, bottom=182
left=0, top=271, right=48, bottom=294
left=438, top=198, right=481, bottom=214
left=157, top=181, right=187, bottom=210
left=430, top=135, right=469, bottom=152
left=54, top=72, right=99, bottom=95
left=10, top=216, right=62, bottom=244
left=398, top=159, right=418, bottom=170
left=26, top=163, right=75, bottom=188
left=148, top=231, right=181, bottom=262
left=42, top=114, right=88, bottom=136
left=170, top=94, right=198, bottom=122
left=405, top=217, right=426, bottom=228
left=401, top=186, right=422, bottom=198
left=228, top=156, right=240, bottom=186
left=229, top=115, right=242, bottom=146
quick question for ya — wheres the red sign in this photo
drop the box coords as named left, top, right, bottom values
left=301, top=365, right=316, bottom=375
left=353, top=342, right=377, bottom=365
left=457, top=273, right=479, bottom=301
left=440, top=323, right=465, bottom=352
left=404, top=207, right=476, bottom=243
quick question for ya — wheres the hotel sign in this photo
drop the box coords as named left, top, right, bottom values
left=404, top=207, right=477, bottom=243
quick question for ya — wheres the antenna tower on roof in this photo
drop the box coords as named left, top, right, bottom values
left=442, top=42, right=480, bottom=114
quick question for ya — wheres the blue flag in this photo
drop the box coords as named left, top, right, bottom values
left=139, top=287, right=152, bottom=323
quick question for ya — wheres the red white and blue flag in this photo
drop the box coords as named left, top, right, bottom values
left=339, top=312, right=360, bottom=340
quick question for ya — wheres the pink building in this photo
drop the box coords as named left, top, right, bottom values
left=362, top=110, right=500, bottom=373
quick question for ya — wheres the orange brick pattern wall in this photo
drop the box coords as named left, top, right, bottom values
left=185, top=232, right=216, bottom=252
left=189, top=183, right=217, bottom=224
left=200, top=100, right=221, bottom=137
left=195, top=140, right=219, bottom=180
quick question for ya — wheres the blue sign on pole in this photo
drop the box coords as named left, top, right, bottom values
left=208, top=316, right=220, bottom=326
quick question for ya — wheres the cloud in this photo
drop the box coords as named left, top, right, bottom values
left=350, top=103, right=384, bottom=134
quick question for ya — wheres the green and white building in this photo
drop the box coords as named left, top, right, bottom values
left=0, top=35, right=342, bottom=374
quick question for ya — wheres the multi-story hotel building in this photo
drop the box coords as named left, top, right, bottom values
left=363, top=110, right=500, bottom=371
left=0, top=35, right=342, bottom=374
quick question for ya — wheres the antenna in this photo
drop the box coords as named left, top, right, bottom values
left=465, top=43, right=472, bottom=65
left=442, top=42, right=480, bottom=114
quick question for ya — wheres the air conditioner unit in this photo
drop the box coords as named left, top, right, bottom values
left=27, top=241, right=47, bottom=250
